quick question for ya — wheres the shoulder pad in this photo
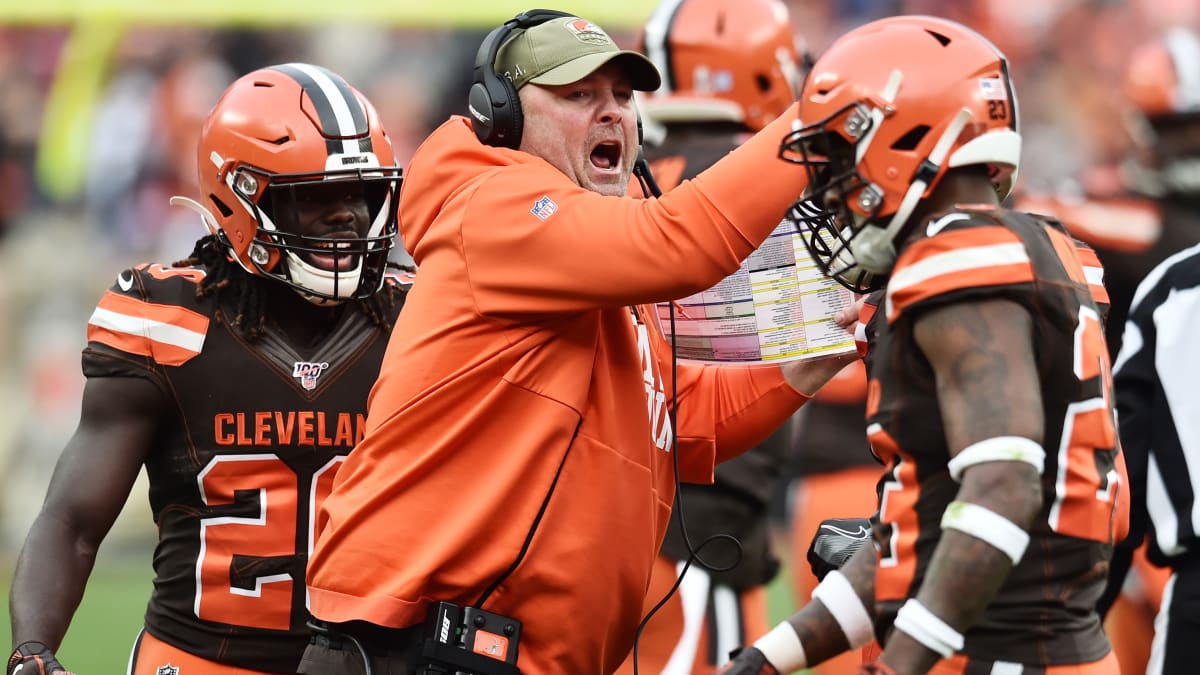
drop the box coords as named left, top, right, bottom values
left=86, top=263, right=211, bottom=366
left=886, top=209, right=1032, bottom=322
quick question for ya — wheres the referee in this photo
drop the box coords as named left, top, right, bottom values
left=1112, top=241, right=1200, bottom=675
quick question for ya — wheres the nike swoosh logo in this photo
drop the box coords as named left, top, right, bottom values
left=926, top=213, right=970, bottom=237
left=118, top=271, right=134, bottom=292
left=819, top=523, right=871, bottom=539
left=13, top=664, right=23, bottom=673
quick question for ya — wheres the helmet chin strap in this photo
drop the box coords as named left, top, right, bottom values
left=852, top=107, right=973, bottom=273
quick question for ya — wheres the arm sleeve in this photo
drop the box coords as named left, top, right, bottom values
left=668, top=358, right=809, bottom=483
left=459, top=104, right=809, bottom=314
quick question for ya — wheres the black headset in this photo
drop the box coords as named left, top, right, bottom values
left=468, top=9, right=650, bottom=152
left=468, top=9, right=573, bottom=149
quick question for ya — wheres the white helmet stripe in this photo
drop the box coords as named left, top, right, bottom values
left=274, top=63, right=370, bottom=156
left=1166, top=27, right=1200, bottom=112
left=642, top=0, right=686, bottom=95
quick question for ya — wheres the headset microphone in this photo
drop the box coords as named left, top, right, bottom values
left=633, top=114, right=663, bottom=198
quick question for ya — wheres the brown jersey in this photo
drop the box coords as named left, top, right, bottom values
left=862, top=208, right=1125, bottom=665
left=83, top=263, right=405, bottom=672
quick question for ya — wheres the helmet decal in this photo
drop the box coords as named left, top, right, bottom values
left=272, top=63, right=374, bottom=156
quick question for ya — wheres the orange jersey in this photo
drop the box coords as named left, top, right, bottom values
left=306, top=111, right=812, bottom=675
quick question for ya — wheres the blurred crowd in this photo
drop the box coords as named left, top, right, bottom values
left=0, top=0, right=1195, bottom=552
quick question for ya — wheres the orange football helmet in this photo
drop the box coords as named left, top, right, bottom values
left=779, top=15, right=1021, bottom=292
left=173, top=63, right=400, bottom=303
left=638, top=0, right=806, bottom=132
left=1120, top=27, right=1200, bottom=197
left=1123, top=27, right=1200, bottom=120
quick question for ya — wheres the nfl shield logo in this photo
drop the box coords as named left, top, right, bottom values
left=156, top=665, right=180, bottom=675
left=531, top=195, right=558, bottom=221
left=292, top=361, right=330, bottom=391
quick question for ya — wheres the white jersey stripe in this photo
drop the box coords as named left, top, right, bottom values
left=88, top=306, right=206, bottom=353
left=886, top=242, right=1029, bottom=313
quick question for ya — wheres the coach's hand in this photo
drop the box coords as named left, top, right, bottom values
left=716, top=646, right=781, bottom=675
left=7, top=642, right=75, bottom=675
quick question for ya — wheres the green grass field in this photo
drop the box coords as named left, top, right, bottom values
left=0, top=550, right=798, bottom=673
left=0, top=552, right=153, bottom=673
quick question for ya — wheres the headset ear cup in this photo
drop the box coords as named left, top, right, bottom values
left=470, top=9, right=574, bottom=148
left=468, top=81, right=497, bottom=144
left=496, top=75, right=522, bottom=149
left=469, top=27, right=524, bottom=148
left=474, top=74, right=521, bottom=149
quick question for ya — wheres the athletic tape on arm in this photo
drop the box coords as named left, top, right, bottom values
left=947, top=436, right=1045, bottom=481
left=811, top=570, right=874, bottom=648
left=892, top=599, right=964, bottom=657
left=753, top=621, right=807, bottom=672
left=940, top=500, right=1030, bottom=564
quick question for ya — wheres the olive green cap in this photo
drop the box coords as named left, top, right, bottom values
left=496, top=15, right=661, bottom=91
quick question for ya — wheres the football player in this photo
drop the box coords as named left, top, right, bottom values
left=721, top=15, right=1125, bottom=675
left=1017, top=26, right=1200, bottom=360
left=7, top=63, right=408, bottom=675
left=1015, top=27, right=1200, bottom=675
left=1095, top=26, right=1200, bottom=675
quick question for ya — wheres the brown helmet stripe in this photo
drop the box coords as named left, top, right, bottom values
left=272, top=63, right=372, bottom=155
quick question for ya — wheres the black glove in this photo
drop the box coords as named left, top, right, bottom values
left=716, top=646, right=780, bottom=675
left=859, top=660, right=898, bottom=674
left=7, top=642, right=75, bottom=675
left=807, top=517, right=873, bottom=582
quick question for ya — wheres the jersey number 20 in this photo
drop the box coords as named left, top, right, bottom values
left=194, top=454, right=343, bottom=630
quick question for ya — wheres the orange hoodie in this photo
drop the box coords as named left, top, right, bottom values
left=307, top=107, right=811, bottom=675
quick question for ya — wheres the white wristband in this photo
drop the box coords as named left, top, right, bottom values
left=892, top=598, right=964, bottom=657
left=947, top=436, right=1045, bottom=481
left=940, top=500, right=1030, bottom=564
left=811, top=570, right=874, bottom=648
left=752, top=621, right=807, bottom=672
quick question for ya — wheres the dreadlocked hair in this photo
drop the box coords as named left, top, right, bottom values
left=172, top=234, right=410, bottom=341
left=364, top=260, right=414, bottom=330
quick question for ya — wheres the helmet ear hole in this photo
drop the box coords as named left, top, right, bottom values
left=208, top=195, right=233, bottom=218
left=891, top=125, right=931, bottom=151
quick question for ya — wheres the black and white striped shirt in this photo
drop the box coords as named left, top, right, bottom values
left=1114, top=242, right=1200, bottom=566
